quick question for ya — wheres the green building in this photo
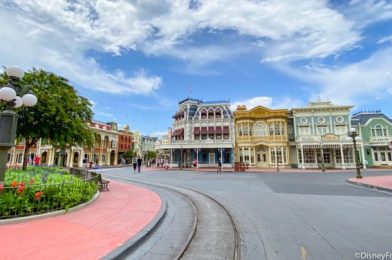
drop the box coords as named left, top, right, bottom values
left=351, top=111, right=392, bottom=168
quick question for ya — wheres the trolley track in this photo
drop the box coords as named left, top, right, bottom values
left=103, top=173, right=241, bottom=260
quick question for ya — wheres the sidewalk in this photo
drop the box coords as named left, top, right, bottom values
left=0, top=180, right=162, bottom=260
left=348, top=175, right=392, bottom=192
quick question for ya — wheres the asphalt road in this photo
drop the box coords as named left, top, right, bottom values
left=101, top=168, right=392, bottom=260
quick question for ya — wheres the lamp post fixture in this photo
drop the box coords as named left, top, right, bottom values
left=348, top=127, right=362, bottom=179
left=0, top=66, right=37, bottom=183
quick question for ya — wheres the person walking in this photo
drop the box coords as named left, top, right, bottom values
left=217, top=158, right=222, bottom=174
left=132, top=158, right=137, bottom=172
left=137, top=157, right=142, bottom=173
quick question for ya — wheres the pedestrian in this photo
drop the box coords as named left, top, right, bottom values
left=137, top=157, right=142, bottom=173
left=217, top=158, right=222, bottom=174
left=193, top=159, right=197, bottom=171
left=133, top=158, right=137, bottom=172
left=34, top=155, right=41, bottom=166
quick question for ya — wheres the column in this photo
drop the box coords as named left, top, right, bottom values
left=361, top=145, right=367, bottom=169
left=170, top=148, right=173, bottom=165
left=248, top=146, right=251, bottom=164
left=241, top=147, right=245, bottom=162
left=340, top=144, right=345, bottom=169
left=253, top=146, right=256, bottom=167
left=274, top=146, right=278, bottom=167
left=301, top=145, right=305, bottom=169
left=196, top=148, right=199, bottom=167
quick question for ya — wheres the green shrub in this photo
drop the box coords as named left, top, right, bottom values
left=0, top=167, right=98, bottom=219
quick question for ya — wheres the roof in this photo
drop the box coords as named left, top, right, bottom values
left=351, top=111, right=392, bottom=126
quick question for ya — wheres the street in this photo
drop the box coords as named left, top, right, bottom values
left=101, top=169, right=392, bottom=260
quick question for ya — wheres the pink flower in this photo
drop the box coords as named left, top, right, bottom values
left=0, top=184, right=4, bottom=191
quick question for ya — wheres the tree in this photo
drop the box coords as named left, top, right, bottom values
left=124, top=149, right=135, bottom=161
left=12, top=69, right=94, bottom=170
left=146, top=150, right=157, bottom=161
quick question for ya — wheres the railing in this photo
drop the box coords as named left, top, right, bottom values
left=370, top=136, right=392, bottom=143
left=0, top=168, right=98, bottom=220
left=236, top=136, right=287, bottom=142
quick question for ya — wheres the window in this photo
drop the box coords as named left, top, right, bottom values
left=374, top=152, right=378, bottom=161
left=224, top=150, right=230, bottom=163
left=297, top=149, right=303, bottom=164
left=317, top=126, right=328, bottom=135
left=335, top=149, right=342, bottom=163
left=344, top=149, right=353, bottom=163
left=237, top=126, right=242, bottom=136
left=299, top=126, right=310, bottom=135
left=304, top=149, right=315, bottom=163
left=323, top=150, right=331, bottom=164
left=274, top=123, right=281, bottom=135
left=381, top=152, right=386, bottom=161
left=254, top=122, right=267, bottom=136
left=388, top=152, right=392, bottom=161
left=335, top=126, right=347, bottom=135
left=269, top=123, right=274, bottom=135
left=372, top=125, right=387, bottom=137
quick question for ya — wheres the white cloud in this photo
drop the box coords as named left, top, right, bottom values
left=1, top=0, right=362, bottom=75
left=150, top=130, right=168, bottom=138
left=378, top=35, right=392, bottom=44
left=231, top=96, right=304, bottom=111
left=0, top=2, right=161, bottom=95
left=274, top=47, right=392, bottom=105
left=96, top=111, right=114, bottom=118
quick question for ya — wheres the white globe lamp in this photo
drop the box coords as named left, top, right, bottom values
left=0, top=87, right=17, bottom=101
left=14, top=96, right=23, bottom=108
left=5, top=66, right=24, bottom=79
left=22, top=93, right=38, bottom=107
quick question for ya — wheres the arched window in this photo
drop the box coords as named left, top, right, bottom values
left=200, top=109, right=207, bottom=119
left=372, top=124, right=387, bottom=137
left=215, top=108, right=222, bottom=119
left=208, top=108, right=214, bottom=119
left=274, top=122, right=281, bottom=135
left=254, top=122, right=267, bottom=136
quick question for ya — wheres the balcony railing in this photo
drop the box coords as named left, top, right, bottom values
left=236, top=136, right=288, bottom=142
left=370, top=136, right=392, bottom=143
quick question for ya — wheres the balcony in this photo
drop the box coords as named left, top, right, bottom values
left=370, top=136, right=392, bottom=143
left=155, top=138, right=233, bottom=149
left=236, top=135, right=288, bottom=143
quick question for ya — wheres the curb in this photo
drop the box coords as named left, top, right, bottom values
left=0, top=191, right=100, bottom=225
left=102, top=197, right=168, bottom=260
left=346, top=179, right=392, bottom=193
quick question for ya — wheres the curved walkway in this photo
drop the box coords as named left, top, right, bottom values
left=0, top=180, right=162, bottom=260
left=348, top=175, right=392, bottom=192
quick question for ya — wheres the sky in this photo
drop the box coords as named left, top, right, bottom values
left=1, top=0, right=392, bottom=137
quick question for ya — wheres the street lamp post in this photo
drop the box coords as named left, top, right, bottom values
left=348, top=127, right=362, bottom=179
left=0, top=66, right=37, bottom=183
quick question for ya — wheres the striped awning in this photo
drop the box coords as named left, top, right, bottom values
left=223, top=126, right=229, bottom=134
left=215, top=126, right=222, bottom=134
left=201, top=127, right=207, bottom=134
left=208, top=127, right=215, bottom=134
left=193, top=127, right=200, bottom=135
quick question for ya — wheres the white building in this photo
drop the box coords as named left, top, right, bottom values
left=156, top=98, right=234, bottom=168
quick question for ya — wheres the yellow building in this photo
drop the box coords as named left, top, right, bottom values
left=234, top=105, right=290, bottom=168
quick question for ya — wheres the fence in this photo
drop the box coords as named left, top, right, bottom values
left=0, top=168, right=99, bottom=219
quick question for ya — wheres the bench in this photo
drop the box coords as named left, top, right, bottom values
left=97, top=174, right=110, bottom=192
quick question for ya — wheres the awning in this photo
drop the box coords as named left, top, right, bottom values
left=215, top=126, right=222, bottom=134
left=223, top=126, right=229, bottom=134
left=208, top=127, right=215, bottom=134
left=193, top=127, right=200, bottom=135
left=201, top=127, right=207, bottom=134
left=179, top=128, right=184, bottom=135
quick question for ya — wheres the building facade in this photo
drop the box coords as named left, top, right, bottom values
left=118, top=124, right=133, bottom=163
left=351, top=111, right=392, bottom=167
left=234, top=105, right=290, bottom=168
left=141, top=135, right=158, bottom=162
left=7, top=120, right=120, bottom=168
left=132, top=131, right=142, bottom=157
left=156, top=98, right=234, bottom=168
left=291, top=100, right=365, bottom=169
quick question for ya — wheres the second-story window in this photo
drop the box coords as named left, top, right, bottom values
left=372, top=125, right=387, bottom=137
left=299, top=126, right=310, bottom=135
left=317, top=126, right=328, bottom=135
left=274, top=122, right=281, bottom=135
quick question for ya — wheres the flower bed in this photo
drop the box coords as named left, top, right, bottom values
left=0, top=167, right=98, bottom=219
